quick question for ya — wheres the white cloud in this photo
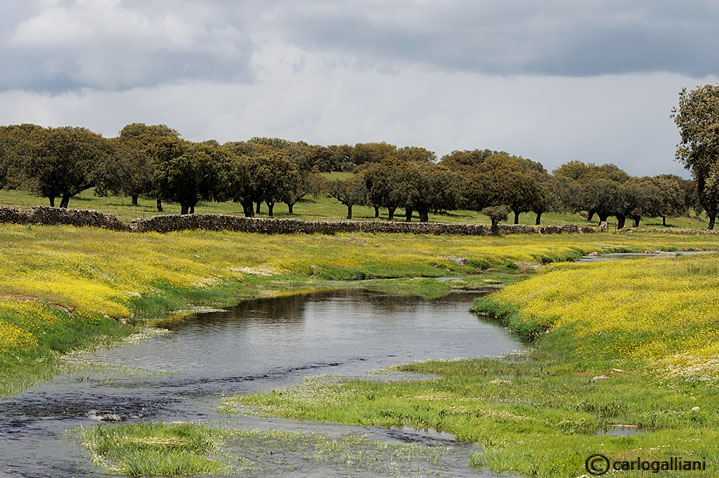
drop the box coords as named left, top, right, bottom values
left=1, top=0, right=253, bottom=90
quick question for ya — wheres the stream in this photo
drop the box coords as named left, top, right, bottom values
left=0, top=289, right=524, bottom=477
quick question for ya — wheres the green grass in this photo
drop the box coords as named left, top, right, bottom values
left=81, top=422, right=231, bottom=476
left=221, top=253, right=719, bottom=477
left=81, top=424, right=460, bottom=476
left=4, top=224, right=719, bottom=397
left=0, top=187, right=711, bottom=229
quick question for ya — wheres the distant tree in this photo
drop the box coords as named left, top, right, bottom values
left=553, top=160, right=593, bottom=181
left=423, top=166, right=463, bottom=217
left=306, top=170, right=329, bottom=199
left=439, top=149, right=497, bottom=172
left=531, top=173, right=558, bottom=225
left=552, top=174, right=582, bottom=214
left=284, top=172, right=308, bottom=215
left=616, top=180, right=662, bottom=228
left=307, top=146, right=337, bottom=172
left=152, top=139, right=226, bottom=214
left=108, top=123, right=181, bottom=210
left=672, top=84, right=719, bottom=229
left=253, top=152, right=301, bottom=216
left=395, top=146, right=436, bottom=163
left=647, top=175, right=688, bottom=226
left=554, top=161, right=630, bottom=221
left=23, top=127, right=110, bottom=208
left=389, top=163, right=462, bottom=222
left=482, top=205, right=510, bottom=229
left=219, top=154, right=257, bottom=217
left=351, top=142, right=397, bottom=166
left=327, top=174, right=368, bottom=219
left=362, top=160, right=408, bottom=219
left=119, top=123, right=179, bottom=139
left=327, top=144, right=354, bottom=171
left=582, top=178, right=621, bottom=224
left=0, top=124, right=50, bottom=190
left=477, top=154, right=539, bottom=224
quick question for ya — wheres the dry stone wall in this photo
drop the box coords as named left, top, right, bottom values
left=0, top=206, right=129, bottom=231
left=0, top=206, right=602, bottom=236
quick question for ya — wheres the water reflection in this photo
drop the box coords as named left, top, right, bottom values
left=0, top=289, right=524, bottom=478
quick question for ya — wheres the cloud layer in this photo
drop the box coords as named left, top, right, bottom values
left=0, top=1, right=717, bottom=176
left=2, top=0, right=718, bottom=92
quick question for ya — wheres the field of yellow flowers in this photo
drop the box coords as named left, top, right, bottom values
left=476, top=252, right=719, bottom=383
left=3, top=223, right=719, bottom=397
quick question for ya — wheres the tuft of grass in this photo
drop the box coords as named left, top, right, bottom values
left=81, top=422, right=231, bottom=476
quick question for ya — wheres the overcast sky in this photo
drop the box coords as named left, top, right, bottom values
left=1, top=1, right=717, bottom=176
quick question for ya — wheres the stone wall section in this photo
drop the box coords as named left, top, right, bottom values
left=0, top=206, right=611, bottom=235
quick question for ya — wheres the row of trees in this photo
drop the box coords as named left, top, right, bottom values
left=0, top=122, right=701, bottom=227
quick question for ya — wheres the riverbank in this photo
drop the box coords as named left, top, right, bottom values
left=5, top=224, right=718, bottom=397
left=5, top=225, right=719, bottom=475
left=222, top=252, right=719, bottom=478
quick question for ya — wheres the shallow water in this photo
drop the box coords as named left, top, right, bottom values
left=578, top=251, right=707, bottom=263
left=0, top=289, right=523, bottom=477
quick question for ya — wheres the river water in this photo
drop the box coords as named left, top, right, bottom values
left=0, top=289, right=523, bottom=478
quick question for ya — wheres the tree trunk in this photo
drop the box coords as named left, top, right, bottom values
left=632, top=216, right=640, bottom=228
left=267, top=202, right=274, bottom=217
left=287, top=203, right=294, bottom=214
left=374, top=206, right=379, bottom=218
left=616, top=215, right=626, bottom=229
left=388, top=207, right=396, bottom=220
left=131, top=194, right=139, bottom=206
left=535, top=211, right=543, bottom=225
left=598, top=214, right=609, bottom=223
left=662, top=216, right=667, bottom=227
left=417, top=208, right=429, bottom=223
left=242, top=201, right=254, bottom=217
left=59, top=194, right=71, bottom=209
left=346, top=204, right=353, bottom=219
left=48, top=197, right=55, bottom=207
left=405, top=208, right=413, bottom=222
left=156, top=197, right=163, bottom=212
left=256, top=202, right=261, bottom=214
left=587, top=210, right=595, bottom=222
left=180, top=203, right=189, bottom=215
left=190, top=204, right=195, bottom=214
left=513, top=211, right=519, bottom=224
left=709, top=215, right=716, bottom=230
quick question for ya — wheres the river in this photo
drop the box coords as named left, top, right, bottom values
left=0, top=289, right=523, bottom=477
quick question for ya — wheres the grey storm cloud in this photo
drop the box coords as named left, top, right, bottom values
left=1, top=0, right=718, bottom=93
left=275, top=0, right=719, bottom=77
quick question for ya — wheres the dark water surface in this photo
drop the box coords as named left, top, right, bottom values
left=0, top=290, right=523, bottom=477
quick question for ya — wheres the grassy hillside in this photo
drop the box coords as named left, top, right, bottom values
left=0, top=187, right=711, bottom=229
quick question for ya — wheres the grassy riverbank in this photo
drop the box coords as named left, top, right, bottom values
left=222, top=252, right=719, bottom=477
left=6, top=225, right=719, bottom=475
left=3, top=225, right=719, bottom=398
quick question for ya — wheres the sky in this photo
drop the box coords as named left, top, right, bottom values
left=1, top=1, right=718, bottom=176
